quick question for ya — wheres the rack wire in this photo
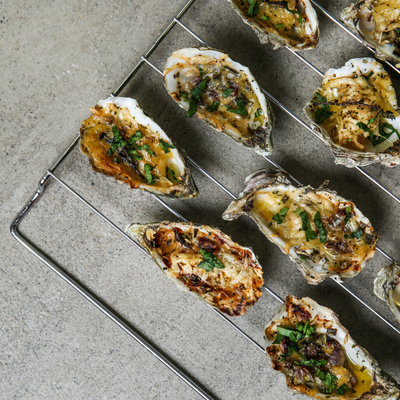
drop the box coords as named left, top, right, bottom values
left=11, top=1, right=400, bottom=399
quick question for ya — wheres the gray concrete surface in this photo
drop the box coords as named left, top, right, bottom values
left=1, top=0, right=400, bottom=399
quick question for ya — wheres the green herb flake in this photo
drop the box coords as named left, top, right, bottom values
left=128, top=149, right=143, bottom=161
left=144, top=164, right=159, bottom=185
left=206, top=100, right=220, bottom=113
left=197, top=248, right=225, bottom=272
left=368, top=117, right=376, bottom=125
left=276, top=23, right=284, bottom=28
left=247, top=0, right=259, bottom=17
left=314, top=92, right=333, bottom=124
left=365, top=71, right=373, bottom=81
left=294, top=207, right=302, bottom=215
left=159, top=139, right=175, bottom=154
left=129, top=131, right=143, bottom=144
left=261, top=15, right=271, bottom=20
left=254, top=108, right=263, bottom=118
left=113, top=157, right=121, bottom=164
left=225, top=98, right=248, bottom=116
left=197, top=66, right=203, bottom=79
left=314, top=211, right=327, bottom=243
left=299, top=255, right=307, bottom=260
left=379, top=123, right=400, bottom=141
left=222, top=88, right=233, bottom=98
left=135, top=143, right=155, bottom=157
left=300, top=211, right=317, bottom=242
left=337, top=384, right=349, bottom=395
left=272, top=207, right=289, bottom=225
left=190, top=77, right=208, bottom=102
left=344, top=206, right=352, bottom=224
left=345, top=230, right=363, bottom=240
left=187, top=100, right=197, bottom=118
left=166, top=166, right=180, bottom=184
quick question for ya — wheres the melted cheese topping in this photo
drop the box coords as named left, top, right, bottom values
left=80, top=103, right=182, bottom=190
left=309, top=64, right=397, bottom=152
left=252, top=187, right=377, bottom=275
left=144, top=224, right=264, bottom=316
left=170, top=54, right=264, bottom=140
left=233, top=0, right=311, bottom=44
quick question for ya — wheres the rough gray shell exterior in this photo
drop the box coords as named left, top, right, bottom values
left=374, top=263, right=400, bottom=325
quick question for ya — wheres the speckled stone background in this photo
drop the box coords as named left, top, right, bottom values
left=2, top=0, right=400, bottom=399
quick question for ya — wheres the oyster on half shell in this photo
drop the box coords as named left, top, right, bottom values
left=164, top=47, right=274, bottom=155
left=374, top=263, right=400, bottom=325
left=265, top=295, right=400, bottom=399
left=304, top=58, right=400, bottom=167
left=341, top=0, right=400, bottom=67
left=222, top=170, right=378, bottom=284
left=126, top=221, right=264, bottom=316
left=80, top=97, right=198, bottom=198
left=227, top=0, right=319, bottom=50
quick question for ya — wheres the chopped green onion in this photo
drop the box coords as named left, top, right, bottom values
left=254, top=108, right=263, bottom=118
left=365, top=71, right=373, bottom=80
left=337, top=384, right=349, bottom=395
left=261, top=15, right=271, bottom=21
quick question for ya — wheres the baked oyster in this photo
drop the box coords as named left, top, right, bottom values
left=265, top=295, right=400, bottom=399
left=342, top=0, right=400, bottom=67
left=304, top=58, right=400, bottom=167
left=227, top=0, right=319, bottom=50
left=80, top=97, right=198, bottom=198
left=222, top=170, right=378, bottom=284
left=164, top=47, right=274, bottom=155
left=374, top=263, right=400, bottom=325
left=126, top=221, right=264, bottom=316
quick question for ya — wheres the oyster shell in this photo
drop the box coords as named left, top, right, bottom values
left=265, top=295, right=400, bottom=399
left=80, top=97, right=198, bottom=198
left=341, top=0, right=400, bottom=67
left=164, top=47, right=274, bottom=155
left=374, top=263, right=400, bottom=325
left=126, top=221, right=264, bottom=316
left=222, top=169, right=378, bottom=284
left=227, top=0, right=319, bottom=50
left=304, top=58, right=400, bottom=167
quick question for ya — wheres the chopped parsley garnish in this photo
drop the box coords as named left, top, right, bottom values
left=254, top=108, right=263, bottom=118
left=276, top=23, right=284, bottom=28
left=261, top=15, right=271, bottom=21
left=300, top=211, right=317, bottom=242
left=345, top=230, right=362, bottom=240
left=114, top=157, right=121, bottom=164
left=107, top=126, right=127, bottom=156
left=144, top=164, right=159, bottom=185
left=365, top=71, right=373, bottom=81
left=197, top=248, right=225, bottom=272
left=206, top=100, right=220, bottom=113
left=314, top=93, right=333, bottom=124
left=159, top=139, right=175, bottom=154
left=247, top=0, right=260, bottom=17
left=224, top=98, right=248, bottom=116
left=135, top=143, right=154, bottom=157
left=128, top=149, right=143, bottom=161
left=294, top=354, right=327, bottom=368
left=222, top=88, right=233, bottom=98
left=314, top=211, right=327, bottom=243
left=272, top=207, right=289, bottom=224
left=344, top=206, right=352, bottom=224
left=337, top=384, right=349, bottom=395
left=166, top=166, right=180, bottom=183
left=129, top=131, right=143, bottom=144
left=368, top=117, right=376, bottom=125
left=187, top=77, right=208, bottom=118
left=316, top=369, right=338, bottom=394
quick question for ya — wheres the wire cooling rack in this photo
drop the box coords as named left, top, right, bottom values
left=11, top=1, right=400, bottom=399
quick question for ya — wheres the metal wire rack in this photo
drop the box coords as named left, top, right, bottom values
left=11, top=1, right=400, bottom=399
